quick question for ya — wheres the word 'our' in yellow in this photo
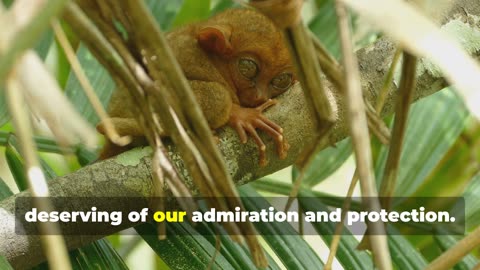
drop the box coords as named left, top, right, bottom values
left=153, top=211, right=186, bottom=222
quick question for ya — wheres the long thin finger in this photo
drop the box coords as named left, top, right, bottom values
left=245, top=125, right=267, bottom=166
left=259, top=115, right=283, bottom=133
left=256, top=99, right=278, bottom=112
left=255, top=119, right=287, bottom=158
left=254, top=119, right=283, bottom=144
left=279, top=139, right=290, bottom=159
left=233, top=122, right=248, bottom=144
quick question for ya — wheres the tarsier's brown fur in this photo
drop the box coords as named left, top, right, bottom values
left=98, top=8, right=296, bottom=166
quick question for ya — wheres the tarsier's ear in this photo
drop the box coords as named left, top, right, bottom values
left=197, top=25, right=233, bottom=56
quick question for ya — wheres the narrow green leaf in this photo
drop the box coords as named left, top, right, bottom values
left=5, top=136, right=29, bottom=191
left=38, top=159, right=57, bottom=181
left=308, top=0, right=341, bottom=59
left=34, top=239, right=129, bottom=270
left=172, top=0, right=211, bottom=28
left=50, top=38, right=72, bottom=89
left=0, top=131, right=79, bottom=155
left=462, top=172, right=480, bottom=230
left=64, top=44, right=114, bottom=125
left=412, top=118, right=480, bottom=199
left=137, top=222, right=235, bottom=270
left=0, top=176, right=13, bottom=200
left=0, top=90, right=9, bottom=127
left=147, top=0, right=184, bottom=31
left=297, top=138, right=352, bottom=187
left=374, top=88, right=469, bottom=196
left=69, top=239, right=129, bottom=270
left=298, top=190, right=429, bottom=270
left=195, top=222, right=260, bottom=269
left=75, top=145, right=98, bottom=166
left=0, top=253, right=13, bottom=270
left=35, top=29, right=54, bottom=60
left=239, top=185, right=325, bottom=270
left=54, top=22, right=81, bottom=86
left=210, top=0, right=238, bottom=15
left=434, top=233, right=478, bottom=270
left=297, top=190, right=373, bottom=270
left=196, top=202, right=281, bottom=270
left=5, top=134, right=58, bottom=191
left=387, top=226, right=428, bottom=270
left=252, top=178, right=362, bottom=211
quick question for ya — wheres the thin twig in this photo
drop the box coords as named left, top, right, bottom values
left=51, top=19, right=131, bottom=147
left=6, top=77, right=72, bottom=270
left=62, top=3, right=130, bottom=87
left=310, top=31, right=391, bottom=144
left=366, top=102, right=391, bottom=145
left=325, top=45, right=399, bottom=266
left=379, top=53, right=418, bottom=210
left=286, top=23, right=336, bottom=126
left=325, top=171, right=359, bottom=270
left=284, top=135, right=329, bottom=211
left=334, top=1, right=392, bottom=269
left=425, top=226, right=480, bottom=270
left=207, top=234, right=222, bottom=270
left=249, top=0, right=337, bottom=214
left=309, top=31, right=344, bottom=89
left=284, top=30, right=391, bottom=212
left=376, top=49, right=402, bottom=113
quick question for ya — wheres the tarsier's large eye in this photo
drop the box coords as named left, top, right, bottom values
left=238, top=58, right=259, bottom=79
left=271, top=73, right=293, bottom=90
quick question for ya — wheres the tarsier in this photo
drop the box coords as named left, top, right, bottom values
left=98, top=8, right=296, bottom=166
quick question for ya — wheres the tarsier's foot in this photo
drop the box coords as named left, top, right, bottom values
left=229, top=99, right=290, bottom=166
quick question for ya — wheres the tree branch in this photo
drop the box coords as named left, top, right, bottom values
left=0, top=0, right=479, bottom=268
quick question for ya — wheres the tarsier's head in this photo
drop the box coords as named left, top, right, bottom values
left=196, top=9, right=296, bottom=107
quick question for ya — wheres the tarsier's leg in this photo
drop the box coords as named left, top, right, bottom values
left=96, top=117, right=147, bottom=159
left=96, top=117, right=144, bottom=137
left=189, top=80, right=233, bottom=129
left=228, top=99, right=289, bottom=166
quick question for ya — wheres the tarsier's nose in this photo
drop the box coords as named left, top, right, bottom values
left=255, top=89, right=269, bottom=105
left=256, top=96, right=268, bottom=103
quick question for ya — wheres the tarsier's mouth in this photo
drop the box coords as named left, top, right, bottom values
left=241, top=98, right=268, bottom=108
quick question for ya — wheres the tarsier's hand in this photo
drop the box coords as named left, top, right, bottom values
left=228, top=99, right=289, bottom=166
